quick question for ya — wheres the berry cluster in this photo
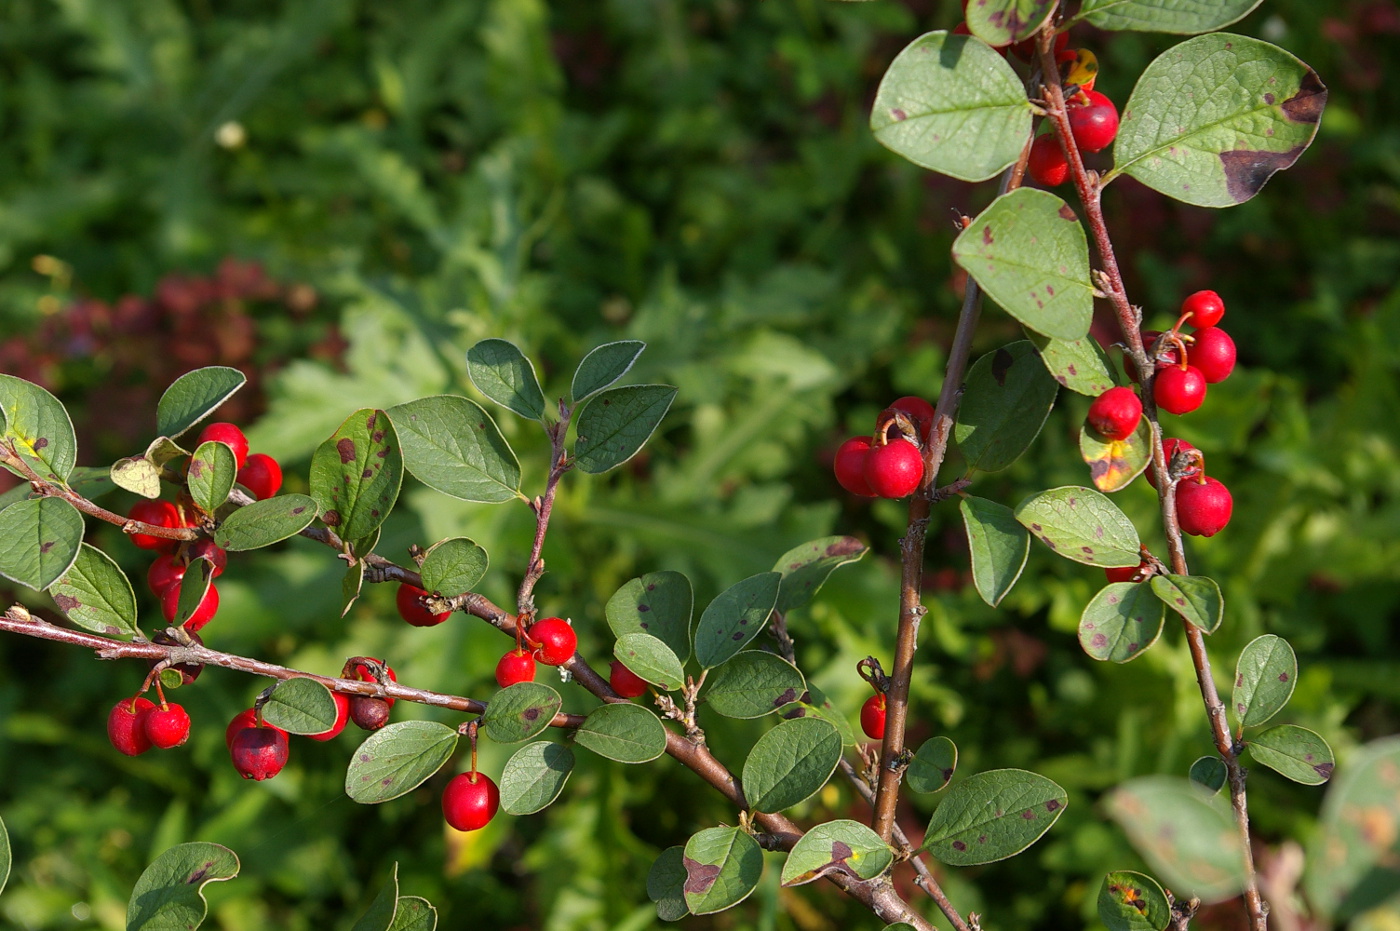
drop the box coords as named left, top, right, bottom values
left=107, top=695, right=191, bottom=756
left=493, top=617, right=578, bottom=688
left=1020, top=33, right=1120, bottom=187
left=833, top=396, right=934, bottom=499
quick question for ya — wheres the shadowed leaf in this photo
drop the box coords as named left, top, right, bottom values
left=49, top=543, right=138, bottom=638
left=126, top=842, right=240, bottom=931
left=1107, top=776, right=1246, bottom=903
left=1079, top=582, right=1166, bottom=663
left=682, top=827, right=763, bottom=915
left=466, top=339, right=546, bottom=421
left=156, top=367, right=246, bottom=439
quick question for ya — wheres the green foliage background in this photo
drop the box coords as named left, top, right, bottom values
left=0, top=1, right=1396, bottom=928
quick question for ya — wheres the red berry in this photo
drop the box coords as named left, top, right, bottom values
left=834, top=437, right=876, bottom=497
left=127, top=499, right=183, bottom=552
left=529, top=617, right=577, bottom=666
left=147, top=554, right=187, bottom=597
left=860, top=694, right=887, bottom=741
left=1153, top=365, right=1208, bottom=415
left=396, top=583, right=451, bottom=627
left=226, top=708, right=260, bottom=750
left=442, top=771, right=500, bottom=831
left=161, top=580, right=220, bottom=631
left=230, top=725, right=290, bottom=780
left=185, top=538, right=227, bottom=578
left=108, top=697, right=157, bottom=756
left=309, top=692, right=351, bottom=741
left=609, top=661, right=650, bottom=699
left=1028, top=134, right=1069, bottom=187
left=144, top=703, right=191, bottom=749
left=1104, top=560, right=1147, bottom=584
left=236, top=453, right=282, bottom=500
left=350, top=659, right=398, bottom=709
left=1176, top=475, right=1233, bottom=537
left=889, top=396, right=936, bottom=441
left=1086, top=387, right=1142, bottom=440
left=1181, top=290, right=1225, bottom=329
left=1147, top=438, right=1200, bottom=490
left=495, top=649, right=537, bottom=689
left=863, top=438, right=924, bottom=498
left=1067, top=90, right=1119, bottom=153
left=1187, top=327, right=1236, bottom=384
left=195, top=422, right=250, bottom=470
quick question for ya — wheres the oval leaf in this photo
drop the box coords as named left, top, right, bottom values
left=574, top=384, right=677, bottom=474
left=466, top=339, right=546, bottom=421
left=1189, top=756, right=1227, bottom=794
left=500, top=741, right=575, bottom=815
left=188, top=440, right=237, bottom=514
left=907, top=737, right=959, bottom=794
left=1080, top=418, right=1152, bottom=493
left=1111, top=34, right=1327, bottom=207
left=1075, top=0, right=1264, bottom=33
left=1098, top=870, right=1172, bottom=931
left=261, top=677, right=340, bottom=735
left=418, top=537, right=488, bottom=598
left=0, top=373, right=78, bottom=483
left=614, top=632, right=685, bottom=691
left=0, top=496, right=82, bottom=592
left=870, top=31, right=1033, bottom=182
left=693, top=571, right=782, bottom=670
left=704, top=651, right=806, bottom=719
left=1150, top=574, right=1223, bottom=633
left=1247, top=725, right=1334, bottom=785
left=921, top=768, right=1067, bottom=865
left=1231, top=633, right=1297, bottom=729
left=110, top=437, right=187, bottom=499
left=742, top=717, right=842, bottom=813
left=961, top=495, right=1030, bottom=607
left=1079, top=582, right=1167, bottom=663
left=956, top=341, right=1059, bottom=472
left=310, top=409, right=403, bottom=542
left=49, top=543, right=138, bottom=638
left=682, top=826, right=763, bottom=916
left=1304, top=736, right=1400, bottom=921
left=966, top=0, right=1054, bottom=45
left=648, top=846, right=691, bottom=922
left=1106, top=776, right=1246, bottom=903
left=772, top=536, right=867, bottom=614
left=126, top=842, right=240, bottom=931
left=574, top=702, right=668, bottom=764
left=482, top=682, right=562, bottom=744
left=214, top=494, right=319, bottom=551
left=388, top=896, right=436, bottom=931
left=775, top=682, right=860, bottom=748
left=572, top=340, right=646, bottom=404
left=607, top=570, right=693, bottom=665
left=156, top=367, right=247, bottom=439
left=1028, top=331, right=1119, bottom=396
left=1015, top=485, right=1141, bottom=567
left=345, top=721, right=459, bottom=804
left=780, top=819, right=893, bottom=886
left=387, top=396, right=521, bottom=503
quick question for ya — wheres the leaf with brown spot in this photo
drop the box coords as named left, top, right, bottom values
left=126, top=842, right=240, bottom=931
left=310, top=409, right=403, bottom=542
left=344, top=721, right=459, bottom=804
left=681, top=827, right=762, bottom=915
left=1079, top=582, right=1166, bottom=663
left=1079, top=418, right=1151, bottom=493
left=1097, top=870, right=1171, bottom=931
left=955, top=341, right=1060, bottom=472
left=1247, top=725, right=1334, bottom=786
left=1232, top=634, right=1296, bottom=729
left=1107, top=777, right=1246, bottom=903
left=0, top=496, right=83, bottom=592
left=780, top=819, right=893, bottom=886
left=772, top=535, right=867, bottom=614
left=481, top=682, right=562, bottom=744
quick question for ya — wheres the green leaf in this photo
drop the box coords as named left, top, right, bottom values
left=50, top=543, right=139, bottom=638
left=0, top=497, right=82, bottom=592
left=418, top=537, right=488, bottom=598
left=772, top=535, right=867, bottom=614
left=1015, top=485, right=1141, bottom=567
left=1247, top=725, right=1334, bottom=785
left=571, top=340, right=646, bottom=404
left=1304, top=736, right=1400, bottom=921
left=126, top=842, right=240, bottom=931
left=0, top=373, right=78, bottom=483
left=693, top=572, right=782, bottom=669
left=387, top=396, right=521, bottom=503
left=1098, top=871, right=1171, bottom=931
left=966, top=0, right=1054, bottom=46
left=1110, top=34, right=1327, bottom=207
left=387, top=897, right=436, bottom=931
left=350, top=863, right=398, bottom=931
left=775, top=682, right=861, bottom=748
left=341, top=559, right=365, bottom=619
left=1231, top=634, right=1297, bottom=729
left=953, top=189, right=1094, bottom=341
left=499, top=741, right=574, bottom=815
left=960, top=496, right=1030, bottom=607
left=956, top=342, right=1059, bottom=472
left=870, top=32, right=1033, bottom=182
left=681, top=827, right=763, bottom=915
left=573, top=384, right=677, bottom=474
left=1080, top=417, right=1152, bottom=493
left=156, top=366, right=247, bottom=439
left=742, top=717, right=842, bottom=813
left=214, top=494, right=319, bottom=551
left=188, top=441, right=237, bottom=514
left=704, top=651, right=806, bottom=719
left=310, top=409, right=403, bottom=542
left=110, top=437, right=187, bottom=499
left=780, top=819, right=893, bottom=886
left=1079, top=582, right=1166, bottom=663
left=1027, top=332, right=1119, bottom=396
left=574, top=703, right=668, bottom=763
left=261, top=678, right=340, bottom=736
left=1150, top=574, right=1223, bottom=633
left=907, top=737, right=958, bottom=794
left=607, top=570, right=693, bottom=665
left=0, top=814, right=10, bottom=897
left=466, top=339, right=547, bottom=421
left=648, top=846, right=691, bottom=922
left=345, top=721, right=459, bottom=804
left=1189, top=756, right=1227, bottom=793
left=921, top=769, right=1067, bottom=865
left=1075, top=0, right=1266, bottom=35
left=613, top=633, right=685, bottom=691
left=171, top=560, right=214, bottom=629
left=481, top=682, right=562, bottom=744
left=1106, top=776, right=1246, bottom=903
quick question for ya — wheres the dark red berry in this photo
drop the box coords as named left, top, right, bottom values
left=1153, top=365, right=1207, bottom=415
left=834, top=437, right=876, bottom=497
left=860, top=693, right=887, bottom=741
left=195, top=422, right=250, bottom=470
left=161, top=580, right=220, bottom=631
left=237, top=453, right=282, bottom=500
left=309, top=692, right=351, bottom=741
left=1187, top=327, right=1236, bottom=384
left=1067, top=90, right=1119, bottom=153
left=1086, top=387, right=1142, bottom=440
left=1181, top=290, right=1225, bottom=329
left=108, top=697, right=156, bottom=756
left=863, top=438, right=924, bottom=498
left=350, top=696, right=392, bottom=731
left=1176, top=475, right=1233, bottom=537
left=185, top=538, right=227, bottom=578
left=351, top=659, right=397, bottom=709
left=495, top=649, right=537, bottom=689
left=127, top=500, right=183, bottom=552
left=888, top=396, right=936, bottom=442
left=396, top=583, right=451, bottom=627
left=144, top=703, right=191, bottom=749
left=609, top=661, right=650, bottom=699
left=147, top=554, right=187, bottom=597
left=1147, top=438, right=1199, bottom=490
left=230, top=725, right=290, bottom=780
left=442, top=772, right=500, bottom=832
left=529, top=617, right=577, bottom=666
left=1028, top=134, right=1069, bottom=186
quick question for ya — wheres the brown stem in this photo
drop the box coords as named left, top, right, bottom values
left=517, top=401, right=574, bottom=617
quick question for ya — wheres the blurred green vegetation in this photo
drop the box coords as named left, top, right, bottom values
left=0, top=1, right=1397, bottom=929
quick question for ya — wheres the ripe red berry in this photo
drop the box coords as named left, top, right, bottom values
left=351, top=659, right=398, bottom=709
left=1104, top=560, right=1147, bottom=584
left=147, top=554, right=187, bottom=597
left=309, top=691, right=351, bottom=741
left=1067, top=90, right=1119, bottom=153
left=1176, top=475, right=1233, bottom=537
left=609, top=661, right=650, bottom=699
left=396, top=583, right=451, bottom=627
left=1086, top=387, right=1142, bottom=440
left=860, top=693, right=887, bottom=741
left=889, top=396, right=936, bottom=442
left=226, top=708, right=260, bottom=750
left=442, top=771, right=500, bottom=832
left=236, top=453, right=282, bottom=500
left=863, top=438, right=924, bottom=498
left=1147, top=437, right=1200, bottom=490
left=185, top=538, right=227, bottom=578
left=230, top=725, right=290, bottom=780
left=1028, top=134, right=1069, bottom=187
left=495, top=649, right=537, bottom=689
left=144, top=703, right=192, bottom=749
left=833, top=436, right=876, bottom=497
left=127, top=499, right=183, bottom=552
left=195, top=422, right=250, bottom=470
left=1187, top=327, right=1236, bottom=384
left=529, top=617, right=577, bottom=666
left=108, top=697, right=157, bottom=756
left=1153, top=365, right=1208, bottom=415
left=161, top=580, right=220, bottom=631
left=1181, top=290, right=1225, bottom=329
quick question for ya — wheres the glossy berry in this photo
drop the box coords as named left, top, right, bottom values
left=230, top=725, right=290, bottom=780
left=495, top=649, right=537, bottom=689
left=1187, top=327, right=1236, bottom=384
left=161, top=580, right=220, bottom=631
left=237, top=453, right=283, bottom=500
left=1104, top=560, right=1147, bottom=584
left=309, top=692, right=351, bottom=741
left=185, top=538, right=227, bottom=578
left=147, top=554, right=187, bottom=597
left=1028, top=134, right=1069, bottom=187
left=530, top=617, right=577, bottom=666
left=1153, top=365, right=1207, bottom=415
left=833, top=436, right=876, bottom=497
left=1147, top=438, right=1199, bottom=490
left=350, top=696, right=392, bottom=731
left=195, top=422, right=250, bottom=470
left=863, top=438, right=924, bottom=498
left=889, top=396, right=936, bottom=442
left=108, top=697, right=157, bottom=756
left=127, top=499, right=183, bottom=552
left=442, top=771, right=500, bottom=832
left=144, top=703, right=191, bottom=749
left=396, top=583, right=451, bottom=627
left=1067, top=90, right=1119, bottom=153
left=860, top=693, right=887, bottom=741
left=226, top=708, right=260, bottom=750
left=1181, top=290, right=1225, bottom=329
left=1086, top=387, right=1142, bottom=440
left=610, top=661, right=650, bottom=699
left=1176, top=475, right=1233, bottom=537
